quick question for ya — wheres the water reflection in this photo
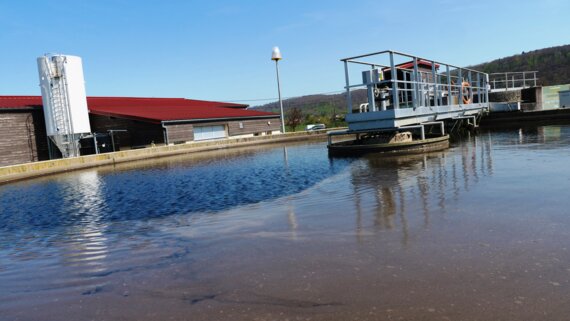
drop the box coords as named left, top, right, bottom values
left=486, top=124, right=570, bottom=148
left=60, top=171, right=109, bottom=276
left=348, top=133, right=495, bottom=244
left=0, top=142, right=353, bottom=235
left=3, top=125, right=570, bottom=320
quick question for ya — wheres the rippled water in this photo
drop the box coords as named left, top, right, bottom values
left=2, top=126, right=570, bottom=320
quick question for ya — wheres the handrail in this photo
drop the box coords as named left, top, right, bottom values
left=341, top=49, right=485, bottom=75
left=341, top=50, right=490, bottom=113
left=489, top=71, right=538, bottom=91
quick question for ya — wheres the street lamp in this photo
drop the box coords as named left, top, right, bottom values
left=272, top=46, right=285, bottom=133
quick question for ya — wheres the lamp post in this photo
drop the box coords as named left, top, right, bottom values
left=272, top=46, right=285, bottom=133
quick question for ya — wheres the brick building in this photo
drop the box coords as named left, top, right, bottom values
left=0, top=96, right=281, bottom=167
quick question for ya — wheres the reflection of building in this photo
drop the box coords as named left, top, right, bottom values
left=60, top=171, right=109, bottom=276
left=0, top=96, right=281, bottom=167
left=349, top=134, right=494, bottom=243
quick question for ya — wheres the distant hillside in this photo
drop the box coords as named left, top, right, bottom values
left=250, top=90, right=367, bottom=130
left=470, top=44, right=570, bottom=86
left=252, top=90, right=365, bottom=114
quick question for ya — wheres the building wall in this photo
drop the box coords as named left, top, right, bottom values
left=165, top=123, right=194, bottom=143
left=163, top=117, right=281, bottom=144
left=0, top=111, right=282, bottom=167
left=227, top=118, right=281, bottom=136
left=542, top=84, right=570, bottom=110
left=0, top=110, right=49, bottom=167
left=89, top=114, right=165, bottom=148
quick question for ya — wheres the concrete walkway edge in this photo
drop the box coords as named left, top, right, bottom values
left=0, top=130, right=332, bottom=185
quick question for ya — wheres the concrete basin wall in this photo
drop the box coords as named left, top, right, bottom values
left=0, top=130, right=333, bottom=184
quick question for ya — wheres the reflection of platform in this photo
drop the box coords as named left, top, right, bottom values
left=346, top=104, right=485, bottom=131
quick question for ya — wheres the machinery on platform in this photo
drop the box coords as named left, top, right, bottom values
left=328, top=50, right=491, bottom=155
left=37, top=54, right=91, bottom=158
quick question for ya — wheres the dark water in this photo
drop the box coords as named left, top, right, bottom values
left=1, top=125, right=570, bottom=320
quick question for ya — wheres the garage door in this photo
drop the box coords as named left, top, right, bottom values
left=194, top=125, right=226, bottom=141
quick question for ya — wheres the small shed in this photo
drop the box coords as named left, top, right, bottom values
left=559, top=90, right=570, bottom=108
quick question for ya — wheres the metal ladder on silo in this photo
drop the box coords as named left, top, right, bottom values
left=47, top=60, right=75, bottom=158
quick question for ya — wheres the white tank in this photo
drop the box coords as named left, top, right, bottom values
left=37, top=54, right=91, bottom=158
left=37, top=54, right=91, bottom=137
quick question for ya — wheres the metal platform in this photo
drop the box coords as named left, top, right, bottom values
left=339, top=50, right=490, bottom=132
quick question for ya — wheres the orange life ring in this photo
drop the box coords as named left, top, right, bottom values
left=461, top=81, right=472, bottom=104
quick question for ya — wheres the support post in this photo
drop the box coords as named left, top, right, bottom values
left=446, top=65, right=451, bottom=106
left=275, top=60, right=285, bottom=133
left=412, top=57, right=418, bottom=108
left=458, top=69, right=463, bottom=105
left=389, top=52, right=399, bottom=109
left=468, top=71, right=473, bottom=104
left=344, top=61, right=352, bottom=114
left=477, top=73, right=481, bottom=104
left=93, top=134, right=99, bottom=154
left=432, top=61, right=438, bottom=107
left=485, top=74, right=490, bottom=106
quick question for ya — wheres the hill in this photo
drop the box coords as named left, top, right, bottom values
left=470, top=44, right=570, bottom=86
left=250, top=90, right=367, bottom=130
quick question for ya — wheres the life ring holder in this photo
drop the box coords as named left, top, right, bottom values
left=461, top=81, right=472, bottom=104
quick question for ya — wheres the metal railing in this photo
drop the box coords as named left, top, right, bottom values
left=341, top=50, right=490, bottom=114
left=489, top=71, right=538, bottom=92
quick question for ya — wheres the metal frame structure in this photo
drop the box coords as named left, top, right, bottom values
left=338, top=50, right=490, bottom=132
left=489, top=71, right=538, bottom=92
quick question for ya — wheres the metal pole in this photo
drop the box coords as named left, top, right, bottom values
left=93, top=134, right=99, bottom=154
left=468, top=71, right=473, bottom=104
left=110, top=131, right=116, bottom=152
left=432, top=61, right=438, bottom=107
left=389, top=52, right=399, bottom=109
left=477, top=73, right=481, bottom=104
left=412, top=57, right=418, bottom=108
left=446, top=65, right=451, bottom=106
left=485, top=74, right=490, bottom=105
left=275, top=60, right=285, bottom=133
left=344, top=61, right=352, bottom=113
left=458, top=69, right=463, bottom=104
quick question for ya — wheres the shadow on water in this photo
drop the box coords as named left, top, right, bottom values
left=0, top=142, right=355, bottom=235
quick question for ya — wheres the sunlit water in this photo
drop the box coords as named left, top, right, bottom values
left=1, top=125, right=570, bottom=320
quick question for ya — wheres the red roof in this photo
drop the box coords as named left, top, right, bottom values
left=0, top=96, right=43, bottom=109
left=383, top=59, right=440, bottom=71
left=0, top=96, right=277, bottom=123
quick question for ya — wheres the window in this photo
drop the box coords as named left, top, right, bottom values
left=194, top=125, right=226, bottom=141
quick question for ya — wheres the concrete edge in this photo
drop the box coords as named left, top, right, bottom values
left=0, top=130, right=336, bottom=185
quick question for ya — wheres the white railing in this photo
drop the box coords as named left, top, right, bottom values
left=489, top=71, right=538, bottom=92
left=341, top=50, right=490, bottom=114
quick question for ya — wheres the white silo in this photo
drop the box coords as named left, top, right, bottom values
left=37, top=54, right=91, bottom=158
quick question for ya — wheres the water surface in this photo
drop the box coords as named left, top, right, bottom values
left=2, top=126, right=570, bottom=320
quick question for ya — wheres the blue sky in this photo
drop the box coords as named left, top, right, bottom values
left=1, top=0, right=568, bottom=106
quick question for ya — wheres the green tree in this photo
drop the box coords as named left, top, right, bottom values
left=285, top=107, right=303, bottom=132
